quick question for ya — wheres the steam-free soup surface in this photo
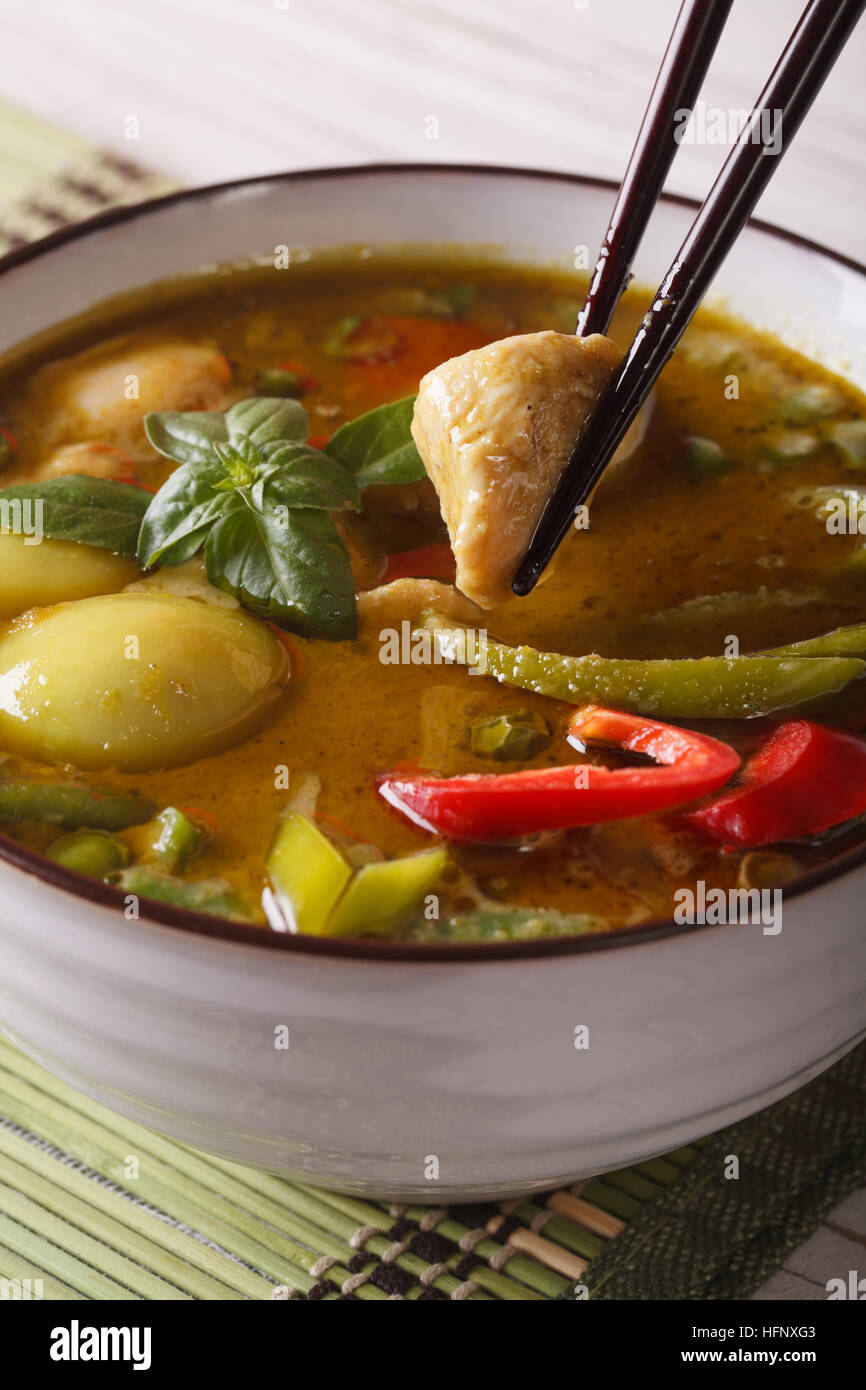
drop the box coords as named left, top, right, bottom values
left=1, top=251, right=865, bottom=941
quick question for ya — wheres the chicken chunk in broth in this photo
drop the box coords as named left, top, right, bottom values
left=411, top=330, right=622, bottom=607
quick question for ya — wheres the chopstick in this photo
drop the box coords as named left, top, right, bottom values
left=513, top=0, right=866, bottom=598
left=577, top=0, right=734, bottom=340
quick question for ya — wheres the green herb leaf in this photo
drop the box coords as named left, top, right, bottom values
left=144, top=410, right=229, bottom=465
left=139, top=397, right=360, bottom=638
left=226, top=396, right=309, bottom=448
left=137, top=458, right=238, bottom=567
left=325, top=395, right=426, bottom=489
left=0, top=475, right=150, bottom=556
left=259, top=444, right=361, bottom=512
left=205, top=505, right=356, bottom=640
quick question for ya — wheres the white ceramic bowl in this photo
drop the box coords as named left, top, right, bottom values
left=0, top=166, right=865, bottom=1201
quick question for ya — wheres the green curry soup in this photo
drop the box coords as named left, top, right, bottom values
left=1, top=250, right=865, bottom=942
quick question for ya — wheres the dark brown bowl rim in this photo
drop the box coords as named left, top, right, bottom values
left=1, top=160, right=864, bottom=964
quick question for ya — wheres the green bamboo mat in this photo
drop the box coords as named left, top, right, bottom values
left=1, top=108, right=865, bottom=1303
left=0, top=102, right=174, bottom=251
left=1, top=1033, right=865, bottom=1301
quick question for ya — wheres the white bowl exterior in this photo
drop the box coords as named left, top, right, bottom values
left=0, top=169, right=865, bottom=1198
left=0, top=860, right=863, bottom=1199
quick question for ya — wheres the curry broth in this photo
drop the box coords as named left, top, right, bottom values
left=1, top=252, right=865, bottom=937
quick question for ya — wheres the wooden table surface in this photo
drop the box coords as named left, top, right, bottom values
left=0, top=0, right=864, bottom=1301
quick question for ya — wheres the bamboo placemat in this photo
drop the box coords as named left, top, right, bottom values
left=1, top=1033, right=865, bottom=1301
left=0, top=110, right=865, bottom=1302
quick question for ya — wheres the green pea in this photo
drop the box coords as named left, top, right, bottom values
left=46, top=829, right=129, bottom=878
left=470, top=710, right=551, bottom=761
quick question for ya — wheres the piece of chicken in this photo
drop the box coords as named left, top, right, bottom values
left=30, top=337, right=231, bottom=455
left=411, top=330, right=622, bottom=608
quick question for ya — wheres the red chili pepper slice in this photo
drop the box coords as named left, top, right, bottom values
left=378, top=704, right=740, bottom=842
left=688, top=718, right=866, bottom=847
left=382, top=542, right=456, bottom=584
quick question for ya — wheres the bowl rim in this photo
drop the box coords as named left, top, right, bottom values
left=1, top=158, right=865, bottom=964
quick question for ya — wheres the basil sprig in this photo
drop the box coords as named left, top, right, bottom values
left=0, top=475, right=149, bottom=556
left=140, top=398, right=360, bottom=639
left=0, top=393, right=431, bottom=644
left=325, top=395, right=426, bottom=489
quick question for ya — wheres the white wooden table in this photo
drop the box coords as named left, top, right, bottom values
left=0, top=0, right=864, bottom=1300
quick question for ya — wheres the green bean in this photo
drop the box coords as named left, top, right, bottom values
left=254, top=367, right=306, bottom=398
left=421, top=617, right=865, bottom=719
left=0, top=780, right=154, bottom=829
left=762, top=429, right=820, bottom=466
left=404, top=906, right=605, bottom=943
left=116, top=866, right=254, bottom=922
left=777, top=384, right=843, bottom=425
left=681, top=436, right=730, bottom=482
left=139, top=806, right=207, bottom=872
left=823, top=419, right=866, bottom=470
left=470, top=710, right=551, bottom=761
left=46, top=830, right=129, bottom=878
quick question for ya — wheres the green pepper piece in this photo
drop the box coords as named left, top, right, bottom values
left=0, top=780, right=154, bottom=830
left=631, top=586, right=826, bottom=639
left=46, top=829, right=129, bottom=878
left=326, top=847, right=448, bottom=938
left=761, top=622, right=866, bottom=658
left=823, top=419, right=866, bottom=471
left=777, top=383, right=843, bottom=425
left=138, top=806, right=207, bottom=872
left=421, top=617, right=865, bottom=719
left=254, top=367, right=306, bottom=398
left=117, top=866, right=254, bottom=921
left=681, top=435, right=730, bottom=481
left=470, top=709, right=551, bottom=761
left=265, top=811, right=351, bottom=935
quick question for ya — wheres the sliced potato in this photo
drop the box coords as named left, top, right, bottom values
left=0, top=592, right=288, bottom=770
left=0, top=532, right=138, bottom=619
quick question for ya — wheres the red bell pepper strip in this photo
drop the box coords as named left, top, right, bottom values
left=688, top=718, right=866, bottom=847
left=382, top=542, right=456, bottom=584
left=378, top=704, right=740, bottom=842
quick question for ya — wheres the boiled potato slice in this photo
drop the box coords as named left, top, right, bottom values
left=0, top=592, right=288, bottom=770
left=0, top=533, right=138, bottom=619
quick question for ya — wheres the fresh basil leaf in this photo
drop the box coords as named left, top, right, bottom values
left=144, top=411, right=229, bottom=465
left=137, top=460, right=238, bottom=567
left=225, top=397, right=309, bottom=448
left=205, top=505, right=356, bottom=640
left=324, top=395, right=426, bottom=489
left=259, top=443, right=361, bottom=512
left=0, top=475, right=149, bottom=556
